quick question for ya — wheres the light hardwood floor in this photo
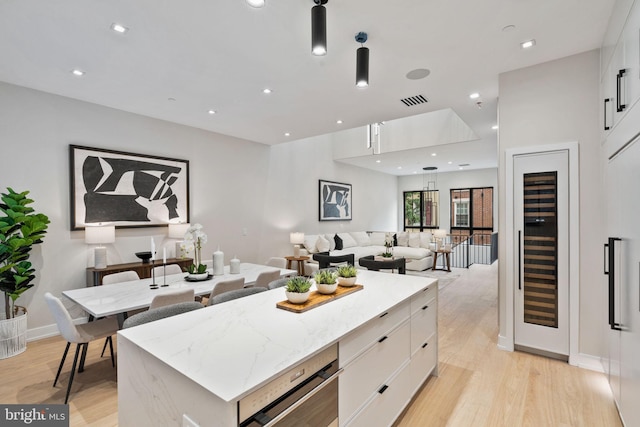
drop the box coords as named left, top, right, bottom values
left=0, top=262, right=622, bottom=426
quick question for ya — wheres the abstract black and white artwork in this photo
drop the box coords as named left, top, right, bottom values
left=70, top=145, right=189, bottom=230
left=319, top=179, right=352, bottom=221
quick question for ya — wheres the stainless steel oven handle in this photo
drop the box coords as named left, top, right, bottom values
left=263, top=368, right=343, bottom=427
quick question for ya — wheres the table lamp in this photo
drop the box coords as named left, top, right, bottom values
left=85, top=224, right=116, bottom=269
left=168, top=222, right=190, bottom=258
left=433, top=229, right=447, bottom=251
left=290, top=232, right=305, bottom=257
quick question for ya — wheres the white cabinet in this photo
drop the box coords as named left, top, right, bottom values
left=339, top=283, right=438, bottom=427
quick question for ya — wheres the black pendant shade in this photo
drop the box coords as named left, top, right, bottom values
left=356, top=46, right=369, bottom=87
left=311, top=3, right=327, bottom=56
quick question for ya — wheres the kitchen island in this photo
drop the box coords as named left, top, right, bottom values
left=117, top=270, right=438, bottom=426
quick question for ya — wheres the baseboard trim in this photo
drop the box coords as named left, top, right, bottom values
left=27, top=317, right=89, bottom=342
left=497, top=334, right=514, bottom=351
left=576, top=353, right=605, bottom=373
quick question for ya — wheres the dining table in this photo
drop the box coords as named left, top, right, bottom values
left=63, top=263, right=297, bottom=320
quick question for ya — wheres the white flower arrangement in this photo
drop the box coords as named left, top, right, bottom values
left=383, top=233, right=394, bottom=257
left=182, top=223, right=207, bottom=274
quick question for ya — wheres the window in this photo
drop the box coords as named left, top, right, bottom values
left=450, top=187, right=493, bottom=245
left=404, top=190, right=439, bottom=231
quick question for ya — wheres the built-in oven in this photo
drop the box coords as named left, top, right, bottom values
left=238, top=344, right=340, bottom=427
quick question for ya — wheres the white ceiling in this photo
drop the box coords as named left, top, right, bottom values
left=0, top=0, right=614, bottom=175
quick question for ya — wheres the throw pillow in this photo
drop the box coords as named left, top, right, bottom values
left=419, top=232, right=433, bottom=249
left=303, top=234, right=319, bottom=253
left=316, top=235, right=330, bottom=252
left=396, top=231, right=409, bottom=247
left=338, top=232, right=358, bottom=249
left=408, top=232, right=420, bottom=248
left=334, top=234, right=343, bottom=250
left=325, top=234, right=336, bottom=251
left=369, top=232, right=386, bottom=246
left=350, top=231, right=371, bottom=247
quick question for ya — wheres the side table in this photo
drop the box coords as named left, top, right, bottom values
left=432, top=250, right=451, bottom=272
left=285, top=255, right=310, bottom=276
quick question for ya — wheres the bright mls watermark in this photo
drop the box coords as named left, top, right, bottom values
left=1, top=405, right=68, bottom=426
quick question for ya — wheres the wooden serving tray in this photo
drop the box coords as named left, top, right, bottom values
left=276, top=284, right=364, bottom=313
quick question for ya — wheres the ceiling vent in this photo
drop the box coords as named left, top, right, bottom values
left=400, top=94, right=428, bottom=107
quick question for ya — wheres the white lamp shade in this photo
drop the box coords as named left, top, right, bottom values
left=85, top=225, right=115, bottom=244
left=433, top=229, right=447, bottom=239
left=290, top=232, right=305, bottom=245
left=168, top=222, right=190, bottom=239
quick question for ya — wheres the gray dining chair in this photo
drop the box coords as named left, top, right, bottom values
left=209, top=287, right=267, bottom=305
left=102, top=270, right=140, bottom=285
left=149, top=288, right=195, bottom=309
left=152, top=264, right=184, bottom=277
left=44, top=292, right=119, bottom=404
left=207, top=278, right=245, bottom=304
left=123, top=301, right=203, bottom=328
left=252, top=269, right=281, bottom=288
left=267, top=277, right=290, bottom=290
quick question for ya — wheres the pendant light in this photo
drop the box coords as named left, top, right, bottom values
left=355, top=32, right=369, bottom=87
left=311, top=0, right=328, bottom=56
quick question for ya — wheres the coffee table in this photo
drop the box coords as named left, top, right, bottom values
left=358, top=255, right=406, bottom=274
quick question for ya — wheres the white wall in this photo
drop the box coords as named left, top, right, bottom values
left=497, top=50, right=604, bottom=358
left=397, top=168, right=498, bottom=232
left=0, top=81, right=397, bottom=336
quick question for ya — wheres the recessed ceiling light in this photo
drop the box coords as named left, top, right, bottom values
left=469, top=92, right=480, bottom=100
left=492, top=125, right=499, bottom=130
left=110, top=23, right=129, bottom=34
left=413, top=171, right=418, bottom=174
left=336, top=120, right=343, bottom=124
left=263, top=88, right=272, bottom=94
left=246, top=0, right=265, bottom=7
left=521, top=39, right=536, bottom=49
left=397, top=166, right=402, bottom=170
left=405, top=68, right=431, bottom=80
left=448, top=161, right=453, bottom=165
left=208, top=110, right=216, bottom=115
left=431, top=153, right=437, bottom=157
left=284, top=132, right=290, bottom=136
left=459, top=167, right=463, bottom=170
left=71, top=69, right=85, bottom=77
left=375, top=160, right=381, bottom=163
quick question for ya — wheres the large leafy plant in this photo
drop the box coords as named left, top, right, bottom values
left=0, top=188, right=49, bottom=319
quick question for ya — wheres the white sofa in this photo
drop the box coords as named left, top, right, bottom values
left=300, top=231, right=435, bottom=274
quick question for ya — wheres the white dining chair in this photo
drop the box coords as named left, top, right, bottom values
left=265, top=257, right=287, bottom=269
left=102, top=270, right=140, bottom=285
left=253, top=269, right=281, bottom=288
left=152, top=264, right=184, bottom=277
left=149, top=288, right=195, bottom=310
left=206, top=278, right=245, bottom=306
left=44, top=292, right=119, bottom=404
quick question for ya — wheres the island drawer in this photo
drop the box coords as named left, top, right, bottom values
left=340, top=299, right=410, bottom=366
left=409, top=332, right=437, bottom=392
left=410, top=296, right=437, bottom=353
left=410, top=284, right=436, bottom=314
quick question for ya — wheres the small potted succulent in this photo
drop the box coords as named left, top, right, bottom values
left=336, top=264, right=358, bottom=287
left=285, top=276, right=312, bottom=304
left=314, top=270, right=338, bottom=295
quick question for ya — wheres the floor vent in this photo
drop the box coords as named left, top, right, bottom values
left=400, top=95, right=428, bottom=107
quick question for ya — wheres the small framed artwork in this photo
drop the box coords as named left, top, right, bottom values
left=70, top=145, right=190, bottom=230
left=319, top=179, right=352, bottom=221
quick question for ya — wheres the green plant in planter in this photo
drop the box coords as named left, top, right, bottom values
left=0, top=188, right=49, bottom=319
left=314, top=270, right=337, bottom=285
left=285, top=276, right=312, bottom=293
left=336, top=264, right=357, bottom=278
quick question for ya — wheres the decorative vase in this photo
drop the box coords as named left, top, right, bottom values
left=188, top=272, right=209, bottom=281
left=337, top=276, right=357, bottom=287
left=316, top=283, right=338, bottom=294
left=285, top=290, right=310, bottom=304
left=230, top=256, right=241, bottom=274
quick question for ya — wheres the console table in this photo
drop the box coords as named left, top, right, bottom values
left=86, top=258, right=193, bottom=287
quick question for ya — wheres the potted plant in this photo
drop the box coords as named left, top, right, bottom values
left=336, top=264, right=358, bottom=287
left=181, top=223, right=208, bottom=280
left=0, top=188, right=49, bottom=358
left=314, top=270, right=338, bottom=294
left=285, top=276, right=312, bottom=304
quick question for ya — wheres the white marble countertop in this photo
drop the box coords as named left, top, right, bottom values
left=117, top=270, right=436, bottom=403
left=63, top=263, right=296, bottom=317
